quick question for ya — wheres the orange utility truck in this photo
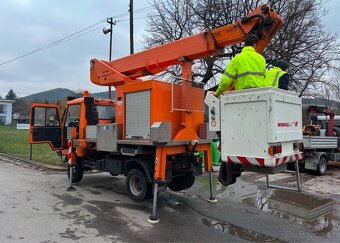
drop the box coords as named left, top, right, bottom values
left=30, top=4, right=282, bottom=222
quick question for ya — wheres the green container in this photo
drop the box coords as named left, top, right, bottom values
left=196, top=151, right=204, bottom=165
left=195, top=140, right=220, bottom=167
left=211, top=140, right=221, bottom=166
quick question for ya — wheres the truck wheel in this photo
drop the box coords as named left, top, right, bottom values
left=168, top=175, right=195, bottom=191
left=67, top=159, right=84, bottom=183
left=126, top=169, right=152, bottom=202
left=286, top=162, right=296, bottom=171
left=333, top=127, right=340, bottom=136
left=317, top=156, right=327, bottom=175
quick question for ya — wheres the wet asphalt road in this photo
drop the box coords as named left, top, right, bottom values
left=1, top=154, right=340, bottom=242
left=0, top=156, right=241, bottom=242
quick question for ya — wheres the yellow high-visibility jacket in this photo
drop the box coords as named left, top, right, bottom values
left=215, top=46, right=266, bottom=96
left=264, top=66, right=287, bottom=88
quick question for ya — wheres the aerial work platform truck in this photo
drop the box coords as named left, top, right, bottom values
left=30, top=4, right=293, bottom=222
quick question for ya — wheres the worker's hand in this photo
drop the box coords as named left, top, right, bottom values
left=209, top=91, right=218, bottom=97
left=209, top=91, right=223, bottom=98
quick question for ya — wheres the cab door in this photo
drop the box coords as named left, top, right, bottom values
left=30, top=104, right=62, bottom=150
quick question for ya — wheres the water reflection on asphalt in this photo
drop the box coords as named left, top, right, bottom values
left=215, top=178, right=337, bottom=237
left=201, top=217, right=284, bottom=242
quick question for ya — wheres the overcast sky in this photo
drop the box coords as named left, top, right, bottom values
left=0, top=0, right=339, bottom=98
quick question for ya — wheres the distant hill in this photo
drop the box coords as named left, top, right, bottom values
left=92, top=90, right=116, bottom=99
left=21, top=88, right=115, bottom=104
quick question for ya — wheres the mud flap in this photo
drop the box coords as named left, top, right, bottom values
left=218, top=161, right=242, bottom=186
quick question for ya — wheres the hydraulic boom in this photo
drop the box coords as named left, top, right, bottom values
left=90, top=4, right=282, bottom=87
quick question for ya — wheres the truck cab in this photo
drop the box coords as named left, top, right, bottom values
left=30, top=90, right=115, bottom=160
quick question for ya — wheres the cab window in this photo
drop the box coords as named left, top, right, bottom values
left=33, top=107, right=60, bottom=127
left=65, top=105, right=80, bottom=126
left=95, top=105, right=115, bottom=122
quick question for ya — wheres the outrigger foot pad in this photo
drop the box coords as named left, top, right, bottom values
left=207, top=197, right=217, bottom=203
left=66, top=186, right=76, bottom=191
left=148, top=216, right=160, bottom=224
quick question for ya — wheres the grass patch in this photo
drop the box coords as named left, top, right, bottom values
left=0, top=125, right=64, bottom=166
left=195, top=174, right=219, bottom=192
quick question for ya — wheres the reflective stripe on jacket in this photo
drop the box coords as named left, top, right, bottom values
left=215, top=46, right=266, bottom=96
left=264, top=67, right=287, bottom=88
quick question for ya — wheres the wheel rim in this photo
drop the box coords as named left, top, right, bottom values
left=319, top=158, right=326, bottom=173
left=129, top=175, right=143, bottom=196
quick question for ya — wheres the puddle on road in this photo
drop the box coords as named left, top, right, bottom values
left=194, top=175, right=338, bottom=238
left=201, top=217, right=284, bottom=242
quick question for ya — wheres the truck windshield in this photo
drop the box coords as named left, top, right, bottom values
left=95, top=105, right=115, bottom=121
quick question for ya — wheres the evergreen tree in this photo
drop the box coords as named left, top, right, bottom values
left=5, top=89, right=17, bottom=100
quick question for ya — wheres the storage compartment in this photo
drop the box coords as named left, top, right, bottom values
left=150, top=122, right=172, bottom=142
left=125, top=90, right=150, bottom=139
left=86, top=125, right=97, bottom=139
left=96, top=123, right=122, bottom=152
left=122, top=80, right=204, bottom=141
left=96, top=158, right=124, bottom=174
left=303, top=135, right=338, bottom=149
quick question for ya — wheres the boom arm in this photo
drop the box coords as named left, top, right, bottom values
left=90, top=4, right=282, bottom=87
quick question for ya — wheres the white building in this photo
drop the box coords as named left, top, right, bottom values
left=0, top=100, right=15, bottom=125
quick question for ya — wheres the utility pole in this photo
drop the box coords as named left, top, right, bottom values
left=107, top=17, right=114, bottom=62
left=103, top=17, right=115, bottom=99
left=129, top=0, right=134, bottom=54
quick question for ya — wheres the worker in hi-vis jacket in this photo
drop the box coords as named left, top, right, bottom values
left=212, top=33, right=266, bottom=97
left=265, top=59, right=289, bottom=90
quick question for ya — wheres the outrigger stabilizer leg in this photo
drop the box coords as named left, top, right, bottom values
left=266, top=160, right=301, bottom=192
left=148, top=181, right=160, bottom=224
left=207, top=169, right=217, bottom=203
left=66, top=166, right=76, bottom=191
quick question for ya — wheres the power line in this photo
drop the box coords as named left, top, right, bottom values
left=40, top=25, right=108, bottom=50
left=0, top=5, right=155, bottom=66
left=0, top=19, right=107, bottom=66
left=117, top=16, right=148, bottom=22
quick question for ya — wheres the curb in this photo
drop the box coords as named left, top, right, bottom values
left=0, top=152, right=66, bottom=172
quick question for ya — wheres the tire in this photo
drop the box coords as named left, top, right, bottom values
left=218, top=162, right=241, bottom=186
left=126, top=168, right=152, bottom=202
left=286, top=162, right=296, bottom=171
left=333, top=127, right=340, bottom=136
left=317, top=156, right=327, bottom=175
left=168, top=175, right=195, bottom=192
left=67, top=158, right=84, bottom=183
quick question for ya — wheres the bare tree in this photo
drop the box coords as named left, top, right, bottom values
left=266, top=0, right=340, bottom=97
left=144, top=0, right=340, bottom=97
left=143, top=0, right=195, bottom=80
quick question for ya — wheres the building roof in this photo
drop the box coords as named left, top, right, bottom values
left=0, top=99, right=15, bottom=103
